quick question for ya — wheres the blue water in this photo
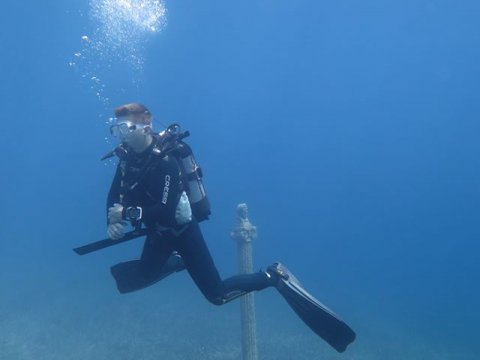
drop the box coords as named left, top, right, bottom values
left=1, top=1, right=479, bottom=359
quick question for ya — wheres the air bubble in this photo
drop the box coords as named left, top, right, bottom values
left=70, top=0, right=167, bottom=108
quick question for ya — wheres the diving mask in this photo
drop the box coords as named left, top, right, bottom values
left=110, top=120, right=150, bottom=139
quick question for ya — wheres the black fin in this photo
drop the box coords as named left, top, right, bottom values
left=268, top=263, right=356, bottom=352
left=73, top=229, right=149, bottom=255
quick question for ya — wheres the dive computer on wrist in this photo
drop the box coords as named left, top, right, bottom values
left=123, top=206, right=142, bottom=222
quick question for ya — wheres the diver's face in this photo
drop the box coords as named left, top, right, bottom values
left=110, top=116, right=152, bottom=151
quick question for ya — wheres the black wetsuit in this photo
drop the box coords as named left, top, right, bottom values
left=107, top=140, right=271, bottom=304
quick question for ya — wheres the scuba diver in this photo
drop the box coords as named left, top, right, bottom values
left=80, top=103, right=355, bottom=352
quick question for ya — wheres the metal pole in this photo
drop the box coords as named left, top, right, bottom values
left=230, top=203, right=258, bottom=360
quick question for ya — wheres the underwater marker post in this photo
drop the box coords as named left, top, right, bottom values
left=230, top=204, right=258, bottom=360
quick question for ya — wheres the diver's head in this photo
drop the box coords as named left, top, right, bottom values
left=110, top=103, right=153, bottom=153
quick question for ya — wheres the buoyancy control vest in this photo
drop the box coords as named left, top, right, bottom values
left=103, top=124, right=211, bottom=222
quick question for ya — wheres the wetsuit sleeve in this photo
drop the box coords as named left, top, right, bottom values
left=106, top=165, right=122, bottom=223
left=141, top=155, right=182, bottom=228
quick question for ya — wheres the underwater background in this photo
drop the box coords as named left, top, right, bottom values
left=1, top=1, right=479, bottom=359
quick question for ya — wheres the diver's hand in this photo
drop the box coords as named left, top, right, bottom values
left=108, top=203, right=124, bottom=224
left=107, top=222, right=125, bottom=240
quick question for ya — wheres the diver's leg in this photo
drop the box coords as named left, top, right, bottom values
left=139, top=232, right=185, bottom=280
left=175, top=221, right=224, bottom=303
left=176, top=219, right=272, bottom=304
left=110, top=232, right=185, bottom=294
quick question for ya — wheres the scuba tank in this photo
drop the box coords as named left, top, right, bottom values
left=159, top=124, right=211, bottom=222
left=172, top=140, right=211, bottom=222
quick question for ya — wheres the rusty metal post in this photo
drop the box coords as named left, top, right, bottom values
left=230, top=203, right=258, bottom=360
